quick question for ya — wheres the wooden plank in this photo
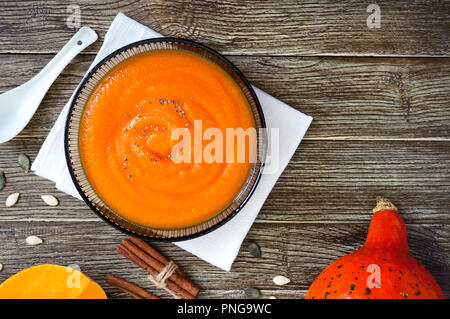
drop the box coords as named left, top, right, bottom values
left=0, top=138, right=448, bottom=223
left=0, top=0, right=447, bottom=302
left=0, top=1, right=449, bottom=56
left=0, top=221, right=447, bottom=298
left=0, top=54, right=449, bottom=140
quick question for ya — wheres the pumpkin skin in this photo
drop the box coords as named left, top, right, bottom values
left=305, top=197, right=444, bottom=299
left=0, top=264, right=107, bottom=299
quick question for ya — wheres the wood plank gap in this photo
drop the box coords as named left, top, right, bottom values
left=10, top=135, right=450, bottom=142
left=302, top=137, right=450, bottom=142
left=1, top=52, right=450, bottom=59
left=5, top=218, right=449, bottom=226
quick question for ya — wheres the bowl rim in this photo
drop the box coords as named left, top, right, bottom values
left=64, top=37, right=266, bottom=242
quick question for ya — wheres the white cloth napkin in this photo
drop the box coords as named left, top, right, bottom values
left=32, top=12, right=312, bottom=271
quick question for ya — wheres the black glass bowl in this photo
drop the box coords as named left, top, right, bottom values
left=65, top=38, right=266, bottom=241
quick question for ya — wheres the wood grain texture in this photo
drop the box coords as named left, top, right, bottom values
left=0, top=0, right=449, bottom=300
left=0, top=138, right=448, bottom=223
left=0, top=0, right=449, bottom=56
left=0, top=221, right=447, bottom=298
left=0, top=54, right=449, bottom=139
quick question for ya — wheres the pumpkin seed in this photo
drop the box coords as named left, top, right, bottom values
left=0, top=171, right=5, bottom=190
left=25, top=235, right=43, bottom=246
left=18, top=154, right=30, bottom=173
left=41, top=195, right=59, bottom=206
left=273, top=275, right=291, bottom=285
left=247, top=242, right=261, bottom=258
left=0, top=263, right=3, bottom=272
left=5, top=192, right=20, bottom=207
left=243, top=287, right=261, bottom=299
left=269, top=296, right=277, bottom=299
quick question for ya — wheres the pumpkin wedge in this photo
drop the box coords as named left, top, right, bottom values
left=0, top=264, right=106, bottom=299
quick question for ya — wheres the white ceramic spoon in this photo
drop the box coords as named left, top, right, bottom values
left=0, top=26, right=98, bottom=143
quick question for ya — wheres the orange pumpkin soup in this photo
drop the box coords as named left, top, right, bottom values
left=79, top=49, right=255, bottom=229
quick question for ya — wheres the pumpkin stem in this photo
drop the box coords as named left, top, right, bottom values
left=364, top=196, right=409, bottom=251
left=373, top=196, right=398, bottom=214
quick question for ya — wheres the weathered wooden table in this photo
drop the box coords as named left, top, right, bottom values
left=0, top=1, right=448, bottom=299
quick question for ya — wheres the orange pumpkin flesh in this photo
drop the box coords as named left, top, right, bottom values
left=305, top=197, right=444, bottom=299
left=0, top=264, right=107, bottom=299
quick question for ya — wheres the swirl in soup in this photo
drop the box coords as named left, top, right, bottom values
left=79, top=49, right=255, bottom=229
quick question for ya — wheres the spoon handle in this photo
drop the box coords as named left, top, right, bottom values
left=30, top=27, right=98, bottom=92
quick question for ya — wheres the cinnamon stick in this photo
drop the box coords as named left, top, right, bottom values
left=128, top=237, right=188, bottom=279
left=118, top=245, right=155, bottom=276
left=121, top=238, right=199, bottom=297
left=129, top=237, right=170, bottom=265
left=117, top=241, right=196, bottom=299
left=106, top=274, right=159, bottom=299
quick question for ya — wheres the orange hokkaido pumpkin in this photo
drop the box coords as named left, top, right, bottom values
left=0, top=264, right=106, bottom=299
left=305, top=197, right=444, bottom=299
